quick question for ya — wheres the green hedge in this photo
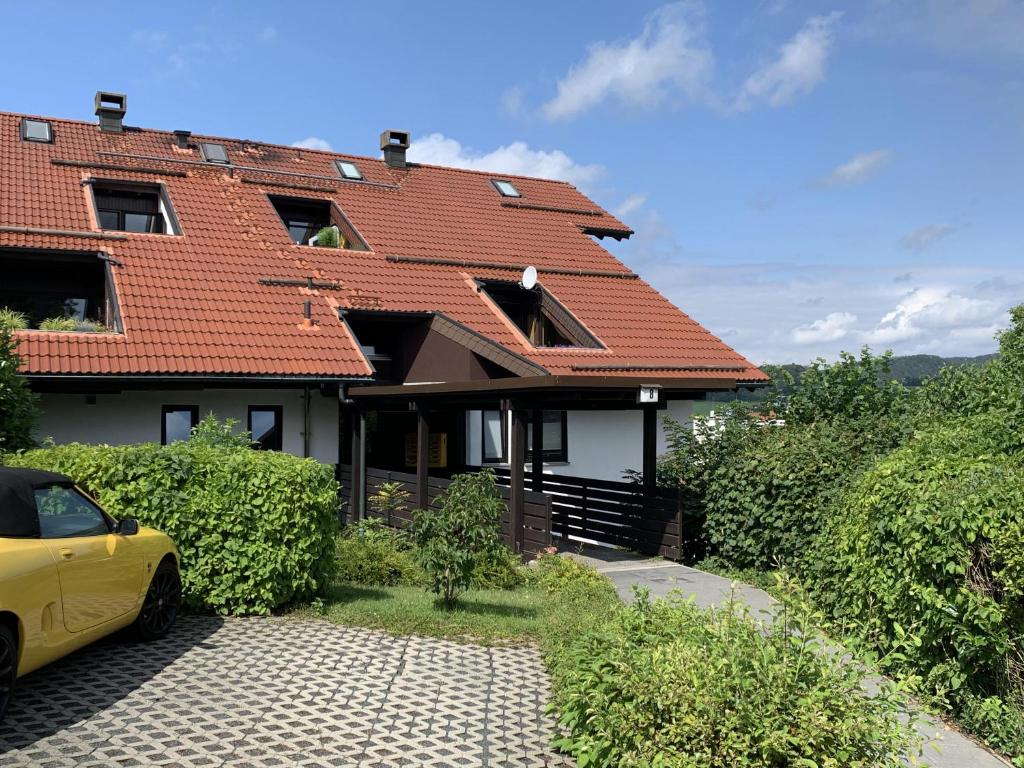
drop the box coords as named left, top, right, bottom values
left=4, top=442, right=339, bottom=615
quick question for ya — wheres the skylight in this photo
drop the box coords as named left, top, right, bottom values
left=491, top=180, right=520, bottom=198
left=335, top=160, right=363, bottom=180
left=21, top=118, right=53, bottom=143
left=200, top=142, right=230, bottom=164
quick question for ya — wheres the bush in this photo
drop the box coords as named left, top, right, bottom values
left=413, top=469, right=504, bottom=607
left=549, top=585, right=917, bottom=768
left=471, top=543, right=525, bottom=590
left=3, top=441, right=339, bottom=615
left=0, top=328, right=38, bottom=453
left=0, top=308, right=27, bottom=332
left=335, top=518, right=422, bottom=587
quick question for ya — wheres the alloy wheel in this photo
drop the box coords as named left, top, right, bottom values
left=139, top=566, right=181, bottom=638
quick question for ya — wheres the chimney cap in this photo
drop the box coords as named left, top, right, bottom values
left=172, top=129, right=192, bottom=149
left=95, top=91, right=127, bottom=133
left=379, top=129, right=410, bottom=151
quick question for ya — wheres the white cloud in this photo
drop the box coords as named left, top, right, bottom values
left=791, top=312, right=857, bottom=344
left=864, top=287, right=999, bottom=344
left=614, top=193, right=647, bottom=218
left=735, top=12, right=841, bottom=110
left=540, top=2, right=713, bottom=121
left=820, top=149, right=892, bottom=187
left=407, top=133, right=604, bottom=190
left=290, top=137, right=333, bottom=151
left=899, top=224, right=956, bottom=252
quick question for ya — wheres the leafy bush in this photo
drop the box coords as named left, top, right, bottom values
left=413, top=469, right=504, bottom=607
left=314, top=226, right=341, bottom=248
left=189, top=412, right=253, bottom=448
left=471, top=544, right=525, bottom=590
left=0, top=308, right=27, bottom=332
left=809, top=417, right=1024, bottom=758
left=549, top=584, right=918, bottom=768
left=3, top=441, right=339, bottom=615
left=335, top=518, right=422, bottom=587
left=38, top=316, right=79, bottom=331
left=0, top=328, right=38, bottom=453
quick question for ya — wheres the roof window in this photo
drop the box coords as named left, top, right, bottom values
left=21, top=118, right=53, bottom=143
left=335, top=160, right=363, bottom=180
left=200, top=142, right=230, bottom=164
left=491, top=180, right=520, bottom=198
left=478, top=280, right=600, bottom=348
left=268, top=195, right=368, bottom=250
left=91, top=180, right=180, bottom=235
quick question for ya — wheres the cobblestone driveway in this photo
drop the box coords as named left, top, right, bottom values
left=0, top=616, right=571, bottom=768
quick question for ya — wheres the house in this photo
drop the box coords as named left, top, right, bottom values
left=1, top=92, right=765, bottom=552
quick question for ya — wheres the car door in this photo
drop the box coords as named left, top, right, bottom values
left=34, top=484, right=143, bottom=633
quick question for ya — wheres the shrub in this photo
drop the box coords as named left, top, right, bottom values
left=0, top=328, right=38, bottom=453
left=471, top=544, right=525, bottom=590
left=0, top=308, right=27, bottom=332
left=809, top=418, right=1024, bottom=758
left=3, top=441, right=339, bottom=615
left=188, top=412, right=253, bottom=448
left=549, top=585, right=918, bottom=768
left=335, top=518, right=422, bottom=587
left=315, top=226, right=341, bottom=248
left=413, top=469, right=504, bottom=607
left=38, top=316, right=79, bottom=332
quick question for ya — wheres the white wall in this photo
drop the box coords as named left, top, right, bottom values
left=35, top=388, right=339, bottom=464
left=464, top=400, right=694, bottom=482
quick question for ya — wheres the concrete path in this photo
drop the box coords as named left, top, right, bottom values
left=569, top=546, right=1011, bottom=768
left=0, top=615, right=569, bottom=768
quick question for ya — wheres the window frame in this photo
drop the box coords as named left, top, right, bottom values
left=248, top=405, right=284, bottom=451
left=34, top=483, right=114, bottom=540
left=526, top=411, right=568, bottom=463
left=161, top=405, right=198, bottom=445
left=491, top=179, right=521, bottom=198
left=480, top=410, right=507, bottom=464
left=90, top=179, right=182, bottom=236
left=21, top=118, right=54, bottom=144
left=266, top=194, right=369, bottom=250
left=334, top=160, right=363, bottom=180
left=199, top=142, right=230, bottom=164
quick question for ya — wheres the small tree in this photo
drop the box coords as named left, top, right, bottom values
left=368, top=481, right=411, bottom=525
left=412, top=469, right=504, bottom=607
left=189, top=412, right=254, bottom=448
left=0, top=328, right=39, bottom=453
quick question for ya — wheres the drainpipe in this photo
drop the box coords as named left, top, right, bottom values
left=303, top=386, right=311, bottom=458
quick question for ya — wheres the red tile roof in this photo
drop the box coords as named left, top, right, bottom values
left=0, top=110, right=766, bottom=385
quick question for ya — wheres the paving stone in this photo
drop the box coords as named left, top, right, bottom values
left=0, top=616, right=571, bottom=767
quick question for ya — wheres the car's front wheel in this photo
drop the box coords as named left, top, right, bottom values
left=134, top=560, right=181, bottom=641
left=0, top=624, right=16, bottom=723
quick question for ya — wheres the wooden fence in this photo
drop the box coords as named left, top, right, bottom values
left=338, top=465, right=552, bottom=559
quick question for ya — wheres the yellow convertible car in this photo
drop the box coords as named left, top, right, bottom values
left=0, top=467, right=181, bottom=721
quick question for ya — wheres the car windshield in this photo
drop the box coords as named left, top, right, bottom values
left=34, top=485, right=110, bottom=539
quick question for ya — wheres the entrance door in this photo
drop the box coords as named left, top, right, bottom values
left=35, top=485, right=143, bottom=632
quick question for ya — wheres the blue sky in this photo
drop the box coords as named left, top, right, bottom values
left=3, top=0, right=1021, bottom=364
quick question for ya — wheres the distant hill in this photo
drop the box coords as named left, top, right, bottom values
left=708, top=352, right=998, bottom=404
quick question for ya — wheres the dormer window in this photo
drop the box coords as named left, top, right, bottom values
left=200, top=142, right=230, bottom=164
left=92, top=181, right=180, bottom=235
left=335, top=160, right=363, bottom=180
left=491, top=180, right=520, bottom=198
left=478, top=279, right=601, bottom=348
left=268, top=195, right=368, bottom=249
left=21, top=118, right=53, bottom=143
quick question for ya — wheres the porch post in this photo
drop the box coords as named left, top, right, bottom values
left=642, top=406, right=658, bottom=496
left=509, top=406, right=527, bottom=553
left=416, top=405, right=430, bottom=509
left=350, top=407, right=365, bottom=521
left=530, top=409, right=544, bottom=493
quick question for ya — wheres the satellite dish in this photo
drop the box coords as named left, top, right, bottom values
left=521, top=265, right=538, bottom=290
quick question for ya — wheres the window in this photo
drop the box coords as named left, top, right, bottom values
left=335, top=160, right=363, bottom=180
left=268, top=195, right=368, bottom=249
left=200, top=142, right=230, bottom=164
left=248, top=406, right=283, bottom=451
left=161, top=405, right=198, bottom=445
left=35, top=485, right=111, bottom=539
left=491, top=179, right=520, bottom=198
left=527, top=411, right=568, bottom=463
left=477, top=280, right=601, bottom=348
left=0, top=249, right=114, bottom=330
left=92, top=181, right=179, bottom=235
left=21, top=118, right=53, bottom=143
left=481, top=410, right=506, bottom=463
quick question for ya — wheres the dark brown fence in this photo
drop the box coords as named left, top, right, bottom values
left=338, top=465, right=552, bottom=559
left=479, top=467, right=696, bottom=561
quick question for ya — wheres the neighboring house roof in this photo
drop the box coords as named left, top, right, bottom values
left=0, top=108, right=766, bottom=386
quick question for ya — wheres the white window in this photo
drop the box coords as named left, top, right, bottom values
left=335, top=160, right=363, bottom=180
left=481, top=411, right=506, bottom=463
left=491, top=180, right=520, bottom=197
left=21, top=118, right=53, bottom=143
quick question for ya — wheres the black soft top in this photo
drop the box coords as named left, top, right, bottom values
left=0, top=467, right=74, bottom=538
